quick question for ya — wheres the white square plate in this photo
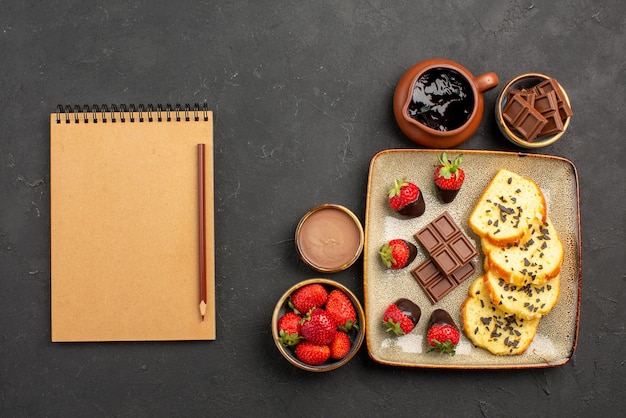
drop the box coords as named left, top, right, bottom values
left=364, top=149, right=581, bottom=369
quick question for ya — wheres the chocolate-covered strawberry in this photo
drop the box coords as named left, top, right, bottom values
left=434, top=152, right=465, bottom=203
left=383, top=298, right=421, bottom=336
left=426, top=308, right=460, bottom=355
left=379, top=239, right=417, bottom=269
left=388, top=179, right=426, bottom=217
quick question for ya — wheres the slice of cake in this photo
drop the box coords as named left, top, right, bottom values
left=461, top=276, right=540, bottom=355
left=469, top=169, right=546, bottom=247
left=484, top=218, right=564, bottom=287
left=483, top=270, right=560, bottom=320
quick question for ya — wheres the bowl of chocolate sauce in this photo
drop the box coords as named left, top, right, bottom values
left=393, top=58, right=499, bottom=148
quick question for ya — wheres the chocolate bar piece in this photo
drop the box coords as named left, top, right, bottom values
left=502, top=94, right=548, bottom=142
left=411, top=259, right=476, bottom=304
left=502, top=94, right=530, bottom=127
left=414, top=211, right=478, bottom=276
left=558, top=98, right=574, bottom=120
left=539, top=110, right=565, bottom=136
left=514, top=106, right=548, bottom=142
left=508, top=89, right=536, bottom=107
left=535, top=78, right=566, bottom=103
left=412, top=212, right=478, bottom=303
left=533, top=90, right=558, bottom=114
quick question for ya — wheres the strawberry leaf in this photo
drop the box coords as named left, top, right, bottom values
left=379, top=243, right=397, bottom=268
left=278, top=330, right=302, bottom=347
left=427, top=339, right=457, bottom=356
left=436, top=152, right=463, bottom=179
left=388, top=178, right=409, bottom=198
left=338, top=319, right=358, bottom=333
left=383, top=319, right=405, bottom=336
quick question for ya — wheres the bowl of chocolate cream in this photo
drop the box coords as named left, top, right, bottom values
left=295, top=204, right=364, bottom=273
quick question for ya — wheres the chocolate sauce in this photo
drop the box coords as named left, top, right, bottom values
left=398, top=192, right=426, bottom=217
left=403, top=240, right=419, bottom=266
left=436, top=187, right=460, bottom=204
left=407, top=68, right=474, bottom=131
left=428, top=308, right=457, bottom=330
left=395, top=298, right=421, bottom=326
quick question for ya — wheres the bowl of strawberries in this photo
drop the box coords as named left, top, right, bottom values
left=272, top=278, right=365, bottom=372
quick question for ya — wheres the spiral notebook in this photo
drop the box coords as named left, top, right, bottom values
left=50, top=104, right=216, bottom=342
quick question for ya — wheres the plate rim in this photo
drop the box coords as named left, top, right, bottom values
left=363, top=148, right=582, bottom=369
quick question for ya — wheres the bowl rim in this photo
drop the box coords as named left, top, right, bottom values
left=495, top=72, right=571, bottom=148
left=271, top=278, right=366, bottom=372
left=295, top=204, right=364, bottom=273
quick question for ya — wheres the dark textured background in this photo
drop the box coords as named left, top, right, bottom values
left=1, top=1, right=625, bottom=416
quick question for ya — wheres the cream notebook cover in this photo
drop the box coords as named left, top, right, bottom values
left=50, top=104, right=215, bottom=341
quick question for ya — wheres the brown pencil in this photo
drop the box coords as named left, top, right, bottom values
left=198, top=143, right=207, bottom=321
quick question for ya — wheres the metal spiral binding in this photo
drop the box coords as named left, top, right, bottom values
left=56, top=103, right=210, bottom=124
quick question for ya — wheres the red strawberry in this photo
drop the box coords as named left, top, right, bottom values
left=426, top=308, right=460, bottom=355
left=325, top=289, right=358, bottom=332
left=388, top=179, right=425, bottom=217
left=301, top=309, right=337, bottom=346
left=289, top=283, right=328, bottom=314
left=277, top=312, right=303, bottom=347
left=330, top=331, right=351, bottom=360
left=383, top=298, right=421, bottom=336
left=295, top=341, right=331, bottom=366
left=434, top=152, right=465, bottom=203
left=379, top=239, right=417, bottom=269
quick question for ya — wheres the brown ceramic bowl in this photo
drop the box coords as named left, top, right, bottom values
left=393, top=58, right=498, bottom=148
left=495, top=73, right=572, bottom=148
left=271, top=278, right=365, bottom=372
left=295, top=204, right=364, bottom=273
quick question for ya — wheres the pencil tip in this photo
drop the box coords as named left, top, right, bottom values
left=199, top=301, right=207, bottom=319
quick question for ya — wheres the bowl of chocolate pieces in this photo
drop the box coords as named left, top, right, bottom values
left=495, top=73, right=573, bottom=148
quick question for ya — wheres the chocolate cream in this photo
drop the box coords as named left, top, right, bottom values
left=297, top=207, right=363, bottom=271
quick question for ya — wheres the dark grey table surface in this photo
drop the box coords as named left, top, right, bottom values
left=1, top=1, right=625, bottom=416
